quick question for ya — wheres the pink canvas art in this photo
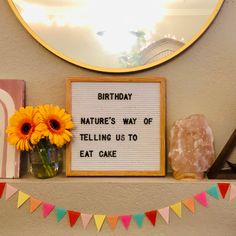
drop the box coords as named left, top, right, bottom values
left=0, top=80, right=25, bottom=178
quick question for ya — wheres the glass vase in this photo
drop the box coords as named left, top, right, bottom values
left=29, top=142, right=63, bottom=179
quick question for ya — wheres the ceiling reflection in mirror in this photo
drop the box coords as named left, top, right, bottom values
left=10, top=0, right=223, bottom=72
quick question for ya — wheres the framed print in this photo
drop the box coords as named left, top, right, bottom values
left=66, top=77, right=166, bottom=176
left=0, top=79, right=25, bottom=178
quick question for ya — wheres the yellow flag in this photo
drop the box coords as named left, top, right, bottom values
left=170, top=202, right=182, bottom=218
left=17, top=191, right=30, bottom=208
left=94, top=215, right=106, bottom=232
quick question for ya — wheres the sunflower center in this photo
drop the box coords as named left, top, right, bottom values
left=21, top=123, right=32, bottom=135
left=49, top=119, right=61, bottom=131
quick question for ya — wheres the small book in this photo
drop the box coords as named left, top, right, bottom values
left=0, top=79, right=25, bottom=178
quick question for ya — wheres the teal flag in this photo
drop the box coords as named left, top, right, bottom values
left=55, top=207, right=67, bottom=222
left=207, top=184, right=220, bottom=199
left=133, top=213, right=145, bottom=228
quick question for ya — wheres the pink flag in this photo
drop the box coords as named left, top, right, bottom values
left=120, top=215, right=132, bottom=230
left=194, top=192, right=208, bottom=207
left=81, top=213, right=93, bottom=229
left=5, top=184, right=18, bottom=200
left=42, top=202, right=55, bottom=218
left=158, top=207, right=169, bottom=224
left=230, top=184, right=236, bottom=201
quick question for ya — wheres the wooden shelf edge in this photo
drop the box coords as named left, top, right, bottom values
left=1, top=173, right=236, bottom=184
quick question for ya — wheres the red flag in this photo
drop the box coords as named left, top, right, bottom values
left=68, top=210, right=80, bottom=227
left=218, top=183, right=230, bottom=199
left=0, top=183, right=6, bottom=198
left=145, top=210, right=157, bottom=226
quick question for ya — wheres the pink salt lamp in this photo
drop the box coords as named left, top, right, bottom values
left=168, top=114, right=215, bottom=180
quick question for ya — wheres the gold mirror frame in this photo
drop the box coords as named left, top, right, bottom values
left=8, top=0, right=224, bottom=73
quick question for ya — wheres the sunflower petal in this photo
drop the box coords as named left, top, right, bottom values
left=62, top=133, right=71, bottom=142
left=7, top=135, right=20, bottom=145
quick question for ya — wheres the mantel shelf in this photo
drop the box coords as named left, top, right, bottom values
left=2, top=173, right=236, bottom=184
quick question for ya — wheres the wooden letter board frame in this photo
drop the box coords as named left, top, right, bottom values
left=66, top=77, right=166, bottom=176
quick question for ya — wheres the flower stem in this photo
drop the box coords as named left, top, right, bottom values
left=36, top=144, right=55, bottom=177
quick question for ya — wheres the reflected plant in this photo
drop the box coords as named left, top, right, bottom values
left=119, top=30, right=147, bottom=67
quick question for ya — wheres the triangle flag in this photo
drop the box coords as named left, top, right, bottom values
left=158, top=207, right=169, bottom=224
left=207, top=185, right=220, bottom=199
left=0, top=182, right=6, bottom=198
left=120, top=215, right=132, bottom=230
left=5, top=184, right=18, bottom=200
left=68, top=210, right=80, bottom=227
left=55, top=208, right=67, bottom=222
left=94, top=215, right=106, bottom=232
left=133, top=213, right=145, bottom=228
left=230, top=184, right=236, bottom=201
left=170, top=202, right=182, bottom=218
left=229, top=184, right=236, bottom=201
left=17, top=191, right=30, bottom=208
left=182, top=198, right=195, bottom=214
left=107, top=215, right=119, bottom=230
left=194, top=192, right=208, bottom=207
left=145, top=210, right=157, bottom=226
left=218, top=183, right=230, bottom=199
left=30, top=196, right=42, bottom=213
left=42, top=203, right=55, bottom=218
left=81, top=213, right=93, bottom=229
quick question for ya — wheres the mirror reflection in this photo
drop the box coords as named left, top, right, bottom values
left=11, top=0, right=222, bottom=71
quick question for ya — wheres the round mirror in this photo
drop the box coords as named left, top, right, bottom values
left=8, top=0, right=224, bottom=73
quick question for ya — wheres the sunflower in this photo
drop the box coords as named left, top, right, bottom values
left=6, top=106, right=42, bottom=151
left=36, top=104, right=74, bottom=147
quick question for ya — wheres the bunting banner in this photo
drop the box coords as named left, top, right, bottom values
left=5, top=184, right=17, bottom=200
left=0, top=183, right=5, bottom=198
left=81, top=213, right=93, bottom=229
left=17, top=191, right=30, bottom=208
left=194, top=192, right=208, bottom=207
left=182, top=198, right=195, bottom=213
left=30, top=197, right=42, bottom=213
left=145, top=210, right=157, bottom=226
left=55, top=208, right=67, bottom=222
left=94, top=215, right=106, bottom=232
left=206, top=184, right=220, bottom=199
left=68, top=210, right=80, bottom=227
left=43, top=203, right=55, bottom=218
left=107, top=215, right=119, bottom=230
left=0, top=182, right=234, bottom=232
